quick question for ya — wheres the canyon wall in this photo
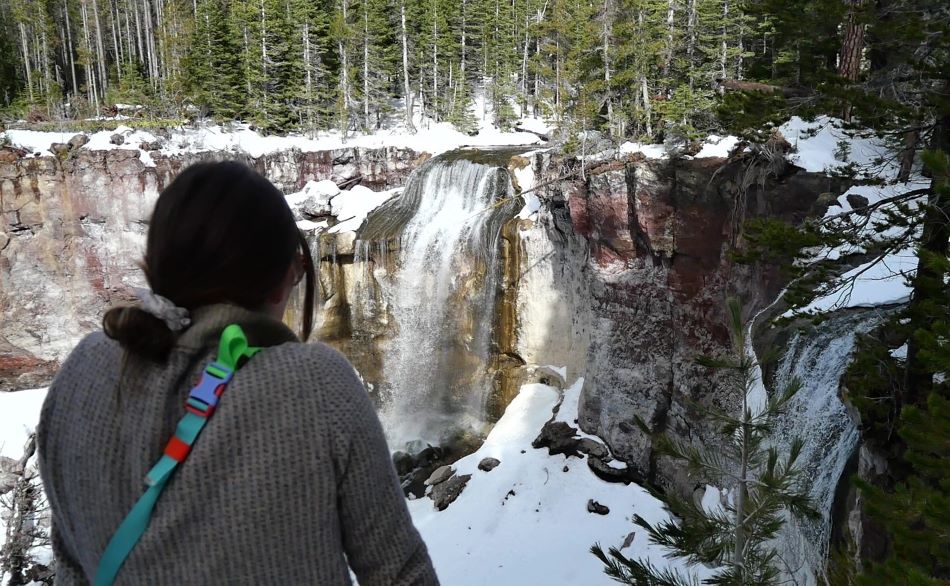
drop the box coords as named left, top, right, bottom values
left=0, top=144, right=423, bottom=390
left=1, top=140, right=846, bottom=494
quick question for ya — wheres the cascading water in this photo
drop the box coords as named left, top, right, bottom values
left=768, top=309, right=887, bottom=584
left=356, top=151, right=522, bottom=450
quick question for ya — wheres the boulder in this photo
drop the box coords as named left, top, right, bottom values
left=577, top=438, right=609, bottom=459
left=429, top=473, right=471, bottom=511
left=477, top=457, right=501, bottom=472
left=392, top=451, right=413, bottom=476
left=587, top=456, right=645, bottom=486
left=532, top=420, right=582, bottom=457
left=49, top=143, right=70, bottom=160
left=139, top=140, right=163, bottom=151
left=425, top=465, right=455, bottom=486
left=67, top=134, right=89, bottom=149
left=846, top=192, right=870, bottom=211
left=587, top=499, right=609, bottom=515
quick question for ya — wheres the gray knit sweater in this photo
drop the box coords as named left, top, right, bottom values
left=37, top=304, right=438, bottom=585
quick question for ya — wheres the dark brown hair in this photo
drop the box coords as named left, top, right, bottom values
left=103, top=161, right=315, bottom=361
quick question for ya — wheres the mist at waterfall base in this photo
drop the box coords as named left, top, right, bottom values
left=353, top=152, right=522, bottom=451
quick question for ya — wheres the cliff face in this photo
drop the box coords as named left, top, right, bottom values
left=549, top=152, right=843, bottom=488
left=0, top=145, right=422, bottom=390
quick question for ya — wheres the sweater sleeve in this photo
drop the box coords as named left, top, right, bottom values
left=329, top=355, right=439, bottom=586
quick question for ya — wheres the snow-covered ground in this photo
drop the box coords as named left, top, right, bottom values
left=0, top=388, right=50, bottom=586
left=776, top=116, right=928, bottom=316
left=408, top=379, right=706, bottom=585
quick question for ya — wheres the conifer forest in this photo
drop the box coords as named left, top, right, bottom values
left=0, top=0, right=943, bottom=143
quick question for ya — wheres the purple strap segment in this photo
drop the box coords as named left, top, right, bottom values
left=188, top=363, right=234, bottom=408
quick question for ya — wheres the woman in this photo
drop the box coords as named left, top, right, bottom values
left=37, top=161, right=438, bottom=585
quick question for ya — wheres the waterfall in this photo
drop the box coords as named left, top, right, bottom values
left=357, top=151, right=522, bottom=450
left=769, top=309, right=887, bottom=584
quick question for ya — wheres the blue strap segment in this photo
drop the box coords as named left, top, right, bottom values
left=93, top=325, right=259, bottom=586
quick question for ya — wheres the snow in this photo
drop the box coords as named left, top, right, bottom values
left=2, top=130, right=75, bottom=155
left=283, top=180, right=396, bottom=234
left=408, top=381, right=706, bottom=585
left=2, top=111, right=545, bottom=164
left=327, top=185, right=399, bottom=234
left=891, top=344, right=908, bottom=360
left=0, top=388, right=47, bottom=460
left=619, top=141, right=667, bottom=159
left=773, top=116, right=930, bottom=318
left=779, top=116, right=896, bottom=180
left=796, top=250, right=916, bottom=314
left=515, top=116, right=554, bottom=136
left=0, top=388, right=50, bottom=586
left=694, top=135, right=741, bottom=159
left=512, top=158, right=540, bottom=220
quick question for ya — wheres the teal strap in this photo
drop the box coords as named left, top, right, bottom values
left=93, top=325, right=259, bottom=586
left=93, top=479, right=168, bottom=586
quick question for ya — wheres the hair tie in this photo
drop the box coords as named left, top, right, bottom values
left=132, top=287, right=192, bottom=332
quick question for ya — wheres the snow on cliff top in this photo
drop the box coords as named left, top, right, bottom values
left=2, top=114, right=547, bottom=166
left=778, top=116, right=928, bottom=316
left=408, top=379, right=708, bottom=585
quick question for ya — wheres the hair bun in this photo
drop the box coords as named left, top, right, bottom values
left=103, top=305, right=177, bottom=362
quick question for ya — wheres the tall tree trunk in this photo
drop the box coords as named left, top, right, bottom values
left=719, top=0, right=729, bottom=80
left=111, top=0, right=123, bottom=80
left=64, top=0, right=79, bottom=97
left=602, top=0, right=613, bottom=136
left=303, top=23, right=312, bottom=130
left=19, top=22, right=34, bottom=102
left=898, top=130, right=919, bottom=182
left=432, top=0, right=438, bottom=120
left=641, top=75, right=652, bottom=137
left=520, top=0, right=529, bottom=114
left=81, top=0, right=100, bottom=111
left=838, top=0, right=865, bottom=120
left=363, top=5, right=369, bottom=131
left=400, top=0, right=414, bottom=131
left=663, top=0, right=675, bottom=77
left=91, top=0, right=108, bottom=94
left=339, top=0, right=350, bottom=133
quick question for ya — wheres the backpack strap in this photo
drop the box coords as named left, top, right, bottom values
left=94, top=324, right=260, bottom=586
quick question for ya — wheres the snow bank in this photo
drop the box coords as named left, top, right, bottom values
left=0, top=388, right=47, bottom=459
left=796, top=250, right=916, bottom=314
left=408, top=380, right=704, bottom=585
left=618, top=141, right=667, bottom=159
left=693, top=135, right=740, bottom=159
left=0, top=388, right=50, bottom=583
left=779, top=116, right=896, bottom=180
left=328, top=185, right=398, bottom=234
left=284, top=180, right=397, bottom=235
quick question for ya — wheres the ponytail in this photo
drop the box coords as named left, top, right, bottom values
left=103, top=306, right=177, bottom=362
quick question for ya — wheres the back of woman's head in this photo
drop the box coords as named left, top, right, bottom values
left=104, top=161, right=315, bottom=361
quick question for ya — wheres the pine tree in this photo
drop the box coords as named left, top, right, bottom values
left=185, top=0, right=245, bottom=120
left=357, top=0, right=397, bottom=131
left=592, top=298, right=816, bottom=586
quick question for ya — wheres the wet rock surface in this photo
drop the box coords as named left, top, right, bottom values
left=429, top=473, right=471, bottom=511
